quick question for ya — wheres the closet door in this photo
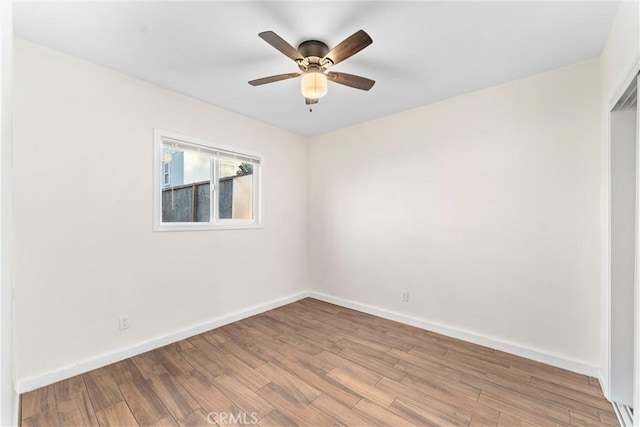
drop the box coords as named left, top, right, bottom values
left=634, top=74, right=639, bottom=421
left=610, top=76, right=637, bottom=409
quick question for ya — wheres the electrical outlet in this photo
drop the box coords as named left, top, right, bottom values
left=401, top=290, right=409, bottom=303
left=119, top=315, right=129, bottom=330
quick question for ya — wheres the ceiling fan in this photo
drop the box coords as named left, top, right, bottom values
left=248, top=30, right=375, bottom=105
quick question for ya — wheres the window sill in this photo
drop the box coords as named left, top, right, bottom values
left=153, top=222, right=264, bottom=232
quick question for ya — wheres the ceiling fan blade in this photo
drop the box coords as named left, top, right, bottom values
left=323, top=30, right=372, bottom=66
left=259, top=31, right=304, bottom=62
left=248, top=72, right=302, bottom=86
left=305, top=98, right=319, bottom=105
left=326, top=72, right=375, bottom=91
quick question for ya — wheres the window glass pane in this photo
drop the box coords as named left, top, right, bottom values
left=218, top=158, right=254, bottom=220
left=162, top=144, right=211, bottom=223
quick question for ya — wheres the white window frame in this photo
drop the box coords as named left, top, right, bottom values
left=153, top=128, right=263, bottom=231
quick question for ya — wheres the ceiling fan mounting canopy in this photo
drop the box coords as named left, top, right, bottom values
left=297, top=40, right=329, bottom=61
left=296, top=41, right=331, bottom=74
left=248, top=30, right=375, bottom=105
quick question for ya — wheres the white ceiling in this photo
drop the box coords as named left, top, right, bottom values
left=14, top=1, right=619, bottom=136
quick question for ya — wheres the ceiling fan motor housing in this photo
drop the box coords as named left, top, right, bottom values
left=297, top=40, right=330, bottom=64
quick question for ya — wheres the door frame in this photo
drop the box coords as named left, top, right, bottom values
left=0, top=0, right=15, bottom=424
left=604, top=54, right=640, bottom=420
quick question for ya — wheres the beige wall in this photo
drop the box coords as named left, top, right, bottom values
left=601, top=1, right=639, bottom=105
left=308, top=59, right=603, bottom=372
left=12, top=39, right=308, bottom=386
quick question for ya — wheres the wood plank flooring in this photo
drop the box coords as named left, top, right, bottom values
left=20, top=298, right=618, bottom=426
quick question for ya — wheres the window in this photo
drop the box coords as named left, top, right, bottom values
left=154, top=129, right=262, bottom=231
left=162, top=162, right=170, bottom=187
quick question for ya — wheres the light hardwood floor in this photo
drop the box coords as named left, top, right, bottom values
left=20, top=298, right=618, bottom=426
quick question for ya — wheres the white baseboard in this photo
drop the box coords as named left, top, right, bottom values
left=597, top=367, right=610, bottom=401
left=310, top=292, right=601, bottom=378
left=16, top=290, right=603, bottom=394
left=16, top=291, right=310, bottom=394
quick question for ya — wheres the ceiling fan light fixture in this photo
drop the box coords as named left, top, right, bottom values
left=301, top=71, right=328, bottom=99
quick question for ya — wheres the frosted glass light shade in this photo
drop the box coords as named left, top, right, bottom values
left=301, top=72, right=328, bottom=99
